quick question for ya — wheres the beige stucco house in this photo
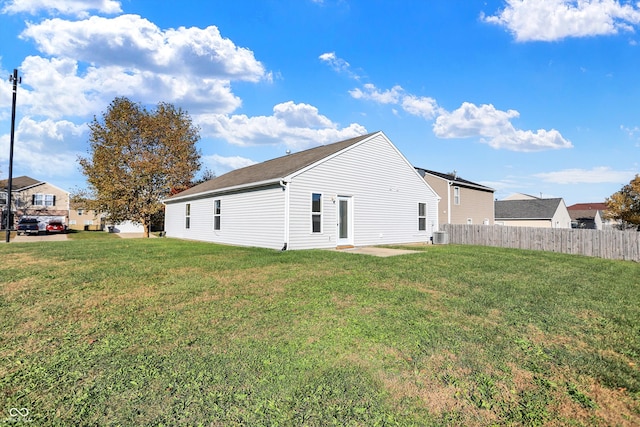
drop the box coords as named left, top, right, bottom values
left=416, top=168, right=495, bottom=225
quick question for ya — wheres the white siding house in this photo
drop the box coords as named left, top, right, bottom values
left=164, top=132, right=440, bottom=250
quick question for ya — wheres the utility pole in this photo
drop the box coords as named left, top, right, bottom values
left=5, top=69, right=21, bottom=243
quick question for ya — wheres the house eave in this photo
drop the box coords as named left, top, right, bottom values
left=163, top=178, right=286, bottom=204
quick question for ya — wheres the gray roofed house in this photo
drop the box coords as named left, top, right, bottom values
left=163, top=131, right=441, bottom=250
left=166, top=133, right=374, bottom=202
left=495, top=197, right=572, bottom=229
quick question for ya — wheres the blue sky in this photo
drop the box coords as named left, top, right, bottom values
left=0, top=0, right=639, bottom=205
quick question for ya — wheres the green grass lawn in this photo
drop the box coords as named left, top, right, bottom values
left=1, top=235, right=639, bottom=426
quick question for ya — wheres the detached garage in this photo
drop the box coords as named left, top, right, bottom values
left=163, top=131, right=440, bottom=250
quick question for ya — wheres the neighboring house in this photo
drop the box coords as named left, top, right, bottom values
left=416, top=168, right=495, bottom=225
left=502, top=193, right=541, bottom=201
left=68, top=201, right=105, bottom=231
left=495, top=197, right=572, bottom=228
left=69, top=200, right=144, bottom=233
left=567, top=202, right=617, bottom=230
left=0, top=175, right=69, bottom=231
left=164, top=131, right=440, bottom=250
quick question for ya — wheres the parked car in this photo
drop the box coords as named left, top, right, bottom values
left=46, top=221, right=66, bottom=234
left=17, top=217, right=40, bottom=235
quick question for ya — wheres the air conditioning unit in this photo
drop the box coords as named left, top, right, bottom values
left=432, top=231, right=449, bottom=245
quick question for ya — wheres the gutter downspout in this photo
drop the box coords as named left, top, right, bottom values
left=447, top=181, right=452, bottom=225
left=280, top=180, right=289, bottom=250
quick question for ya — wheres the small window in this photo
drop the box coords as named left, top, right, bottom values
left=418, top=203, right=427, bottom=231
left=213, top=200, right=221, bottom=230
left=185, top=203, right=191, bottom=229
left=467, top=218, right=472, bottom=225
left=453, top=187, right=460, bottom=205
left=311, top=193, right=322, bottom=233
left=77, top=209, right=84, bottom=216
left=0, top=192, right=6, bottom=205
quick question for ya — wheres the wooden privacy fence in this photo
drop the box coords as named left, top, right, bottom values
left=440, top=224, right=640, bottom=262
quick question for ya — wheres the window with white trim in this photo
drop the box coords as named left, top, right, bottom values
left=453, top=187, right=460, bottom=205
left=32, top=193, right=56, bottom=206
left=418, top=203, right=427, bottom=231
left=311, top=193, right=322, bottom=233
left=467, top=218, right=472, bottom=225
left=213, top=200, right=221, bottom=230
left=185, top=203, right=191, bottom=229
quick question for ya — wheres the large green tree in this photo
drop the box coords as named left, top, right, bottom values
left=605, top=174, right=640, bottom=229
left=79, top=97, right=201, bottom=237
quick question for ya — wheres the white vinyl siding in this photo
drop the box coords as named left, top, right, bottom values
left=287, top=133, right=438, bottom=250
left=165, top=185, right=285, bottom=249
left=163, top=132, right=439, bottom=250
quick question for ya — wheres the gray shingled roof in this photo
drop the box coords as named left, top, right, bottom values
left=415, top=168, right=494, bottom=192
left=0, top=176, right=41, bottom=191
left=495, top=198, right=563, bottom=219
left=165, top=132, right=378, bottom=201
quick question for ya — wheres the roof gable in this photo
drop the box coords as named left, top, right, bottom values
left=166, top=132, right=378, bottom=201
left=0, top=176, right=42, bottom=191
left=569, top=210, right=600, bottom=221
left=495, top=198, right=564, bottom=219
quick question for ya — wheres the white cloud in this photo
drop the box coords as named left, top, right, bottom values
left=20, top=15, right=267, bottom=81
left=434, top=102, right=573, bottom=151
left=2, top=0, right=122, bottom=17
left=203, top=154, right=257, bottom=176
left=534, top=166, right=637, bottom=184
left=349, top=83, right=403, bottom=104
left=348, top=82, right=571, bottom=151
left=349, top=83, right=439, bottom=119
left=195, top=101, right=368, bottom=149
left=483, top=0, right=640, bottom=42
left=12, top=12, right=266, bottom=119
left=319, top=52, right=360, bottom=80
left=401, top=95, right=440, bottom=120
left=0, top=116, right=86, bottom=178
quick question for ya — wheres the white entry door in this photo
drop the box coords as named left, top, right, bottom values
left=337, top=196, right=353, bottom=246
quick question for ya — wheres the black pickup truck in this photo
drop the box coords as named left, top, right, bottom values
left=17, top=218, right=40, bottom=235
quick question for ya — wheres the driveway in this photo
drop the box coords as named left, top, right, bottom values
left=7, top=233, right=69, bottom=243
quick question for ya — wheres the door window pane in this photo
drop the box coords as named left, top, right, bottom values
left=339, top=200, right=348, bottom=239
